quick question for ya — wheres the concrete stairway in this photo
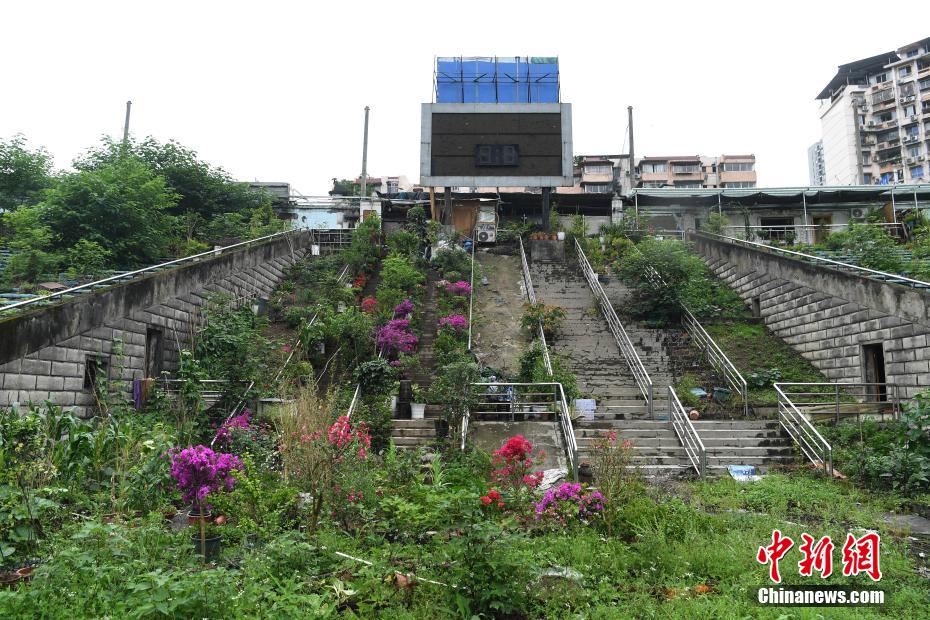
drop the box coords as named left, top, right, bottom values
left=529, top=258, right=653, bottom=418
left=389, top=419, right=436, bottom=450
left=574, top=418, right=795, bottom=476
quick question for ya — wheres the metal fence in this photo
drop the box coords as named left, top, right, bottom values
left=774, top=383, right=833, bottom=476
left=720, top=222, right=905, bottom=244
left=681, top=308, right=749, bottom=414
left=667, top=386, right=707, bottom=476
left=700, top=232, right=930, bottom=289
left=574, top=239, right=654, bottom=416
left=773, top=382, right=903, bottom=423
left=469, top=382, right=579, bottom=480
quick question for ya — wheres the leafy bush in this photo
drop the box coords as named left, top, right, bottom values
left=700, top=213, right=729, bottom=235
left=823, top=223, right=905, bottom=272
left=386, top=230, right=421, bottom=261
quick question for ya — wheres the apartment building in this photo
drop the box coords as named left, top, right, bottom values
left=637, top=154, right=756, bottom=189
left=556, top=154, right=633, bottom=195
left=816, top=37, right=930, bottom=185
left=808, top=141, right=826, bottom=186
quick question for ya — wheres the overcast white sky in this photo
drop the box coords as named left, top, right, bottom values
left=1, top=1, right=927, bottom=193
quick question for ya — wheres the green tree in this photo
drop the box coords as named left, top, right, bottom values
left=0, top=134, right=54, bottom=212
left=74, top=137, right=266, bottom=241
left=1, top=206, right=59, bottom=284
left=40, top=157, right=178, bottom=266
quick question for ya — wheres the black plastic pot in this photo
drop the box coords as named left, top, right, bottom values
left=434, top=419, right=449, bottom=439
left=191, top=534, right=222, bottom=561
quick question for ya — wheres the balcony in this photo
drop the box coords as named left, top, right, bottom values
left=671, top=165, right=701, bottom=174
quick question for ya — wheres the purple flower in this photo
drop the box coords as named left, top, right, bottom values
left=167, top=444, right=242, bottom=509
left=393, top=299, right=414, bottom=316
left=214, top=408, right=251, bottom=444
left=376, top=320, right=418, bottom=356
left=534, top=481, right=605, bottom=520
left=438, top=314, right=468, bottom=334
left=445, top=281, right=472, bottom=297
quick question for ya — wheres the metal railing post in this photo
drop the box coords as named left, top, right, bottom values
left=835, top=384, right=840, bottom=424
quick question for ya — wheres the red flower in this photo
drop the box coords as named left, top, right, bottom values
left=497, top=501, right=505, bottom=508
left=487, top=489, right=500, bottom=501
left=480, top=495, right=492, bottom=506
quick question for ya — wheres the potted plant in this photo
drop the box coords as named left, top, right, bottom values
left=167, top=445, right=242, bottom=562
left=410, top=384, right=426, bottom=420
left=189, top=522, right=223, bottom=562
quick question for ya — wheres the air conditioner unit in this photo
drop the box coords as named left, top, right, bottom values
left=912, top=115, right=920, bottom=121
left=868, top=121, right=876, bottom=126
left=476, top=223, right=496, bottom=244
left=852, top=208, right=866, bottom=218
left=906, top=157, right=916, bottom=164
left=920, top=155, right=927, bottom=161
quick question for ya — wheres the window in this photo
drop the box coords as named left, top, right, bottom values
left=721, top=162, right=754, bottom=172
left=674, top=181, right=702, bottom=188
left=871, top=89, right=895, bottom=104
left=920, top=77, right=930, bottom=91
left=907, top=49, right=920, bottom=58
left=671, top=164, right=701, bottom=174
left=862, top=152, right=871, bottom=165
left=899, top=65, right=912, bottom=78
left=641, top=181, right=664, bottom=188
left=721, top=181, right=756, bottom=188
left=84, top=355, right=108, bottom=391
left=758, top=217, right=795, bottom=241
left=874, top=72, right=888, bottom=83
left=908, top=145, right=921, bottom=158
left=863, top=173, right=872, bottom=184
left=584, top=184, right=612, bottom=193
left=907, top=125, right=920, bottom=136
left=900, top=82, right=916, bottom=97
left=584, top=164, right=612, bottom=175
left=475, top=144, right=519, bottom=167
left=641, top=162, right=667, bottom=173
left=904, top=105, right=917, bottom=117
left=875, top=111, right=895, bottom=123
left=910, top=165, right=925, bottom=179
left=877, top=129, right=899, bottom=143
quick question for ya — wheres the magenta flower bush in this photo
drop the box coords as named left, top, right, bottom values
left=214, top=408, right=251, bottom=444
left=376, top=319, right=418, bottom=357
left=446, top=280, right=472, bottom=297
left=167, top=444, right=242, bottom=508
left=535, top=482, right=604, bottom=523
left=393, top=298, right=414, bottom=316
left=438, top=313, right=468, bottom=334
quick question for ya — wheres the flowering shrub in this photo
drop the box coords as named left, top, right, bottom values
left=590, top=430, right=640, bottom=536
left=353, top=274, right=368, bottom=289
left=446, top=280, right=472, bottom=297
left=214, top=408, right=251, bottom=444
left=393, top=298, right=414, bottom=316
left=277, top=392, right=374, bottom=533
left=491, top=435, right=544, bottom=505
left=375, top=319, right=418, bottom=357
left=480, top=488, right=505, bottom=509
left=534, top=482, right=604, bottom=526
left=167, top=444, right=242, bottom=509
left=360, top=296, right=378, bottom=314
left=438, top=313, right=468, bottom=334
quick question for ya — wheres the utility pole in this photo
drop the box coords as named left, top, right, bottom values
left=360, top=106, right=370, bottom=198
left=627, top=106, right=635, bottom=192
left=122, top=100, right=132, bottom=145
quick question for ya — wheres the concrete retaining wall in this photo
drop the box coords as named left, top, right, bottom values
left=692, top=233, right=930, bottom=398
left=0, top=232, right=315, bottom=416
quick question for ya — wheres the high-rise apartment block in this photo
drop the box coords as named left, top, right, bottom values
left=808, top=141, right=826, bottom=186
left=816, top=37, right=930, bottom=185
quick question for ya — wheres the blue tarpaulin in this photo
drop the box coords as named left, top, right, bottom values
left=435, top=56, right=559, bottom=103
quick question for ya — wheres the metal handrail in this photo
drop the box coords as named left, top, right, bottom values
left=1, top=228, right=307, bottom=314
left=574, top=239, right=654, bottom=415
left=698, top=232, right=930, bottom=289
left=667, top=386, right=706, bottom=476
left=518, top=236, right=553, bottom=374
left=681, top=307, right=749, bottom=414
left=774, top=382, right=903, bottom=423
left=773, top=384, right=833, bottom=477
left=470, top=381, right=579, bottom=480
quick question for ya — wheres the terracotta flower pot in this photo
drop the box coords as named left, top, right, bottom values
left=15, top=566, right=34, bottom=581
left=0, top=571, right=21, bottom=588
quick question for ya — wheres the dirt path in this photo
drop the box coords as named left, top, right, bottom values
left=472, top=250, right=527, bottom=376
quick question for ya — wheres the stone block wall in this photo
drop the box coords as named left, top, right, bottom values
left=693, top=234, right=930, bottom=399
left=0, top=232, right=314, bottom=417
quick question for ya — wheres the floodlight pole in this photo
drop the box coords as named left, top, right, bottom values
left=360, top=106, right=370, bottom=197
left=122, top=100, right=132, bottom=144
left=627, top=106, right=635, bottom=190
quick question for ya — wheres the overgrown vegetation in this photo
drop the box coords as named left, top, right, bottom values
left=0, top=134, right=286, bottom=288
